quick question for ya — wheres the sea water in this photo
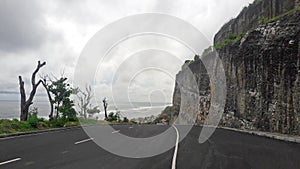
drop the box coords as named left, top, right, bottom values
left=0, top=100, right=170, bottom=120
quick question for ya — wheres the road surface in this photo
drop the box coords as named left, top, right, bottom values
left=0, top=125, right=300, bottom=169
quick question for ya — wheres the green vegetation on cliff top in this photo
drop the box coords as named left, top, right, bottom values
left=215, top=5, right=300, bottom=50
left=214, top=32, right=245, bottom=49
left=260, top=5, right=300, bottom=25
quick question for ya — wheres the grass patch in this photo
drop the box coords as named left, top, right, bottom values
left=260, top=5, right=300, bottom=25
left=77, top=117, right=109, bottom=125
left=0, top=117, right=81, bottom=135
left=215, top=5, right=300, bottom=50
left=0, top=119, right=36, bottom=134
left=214, top=32, right=246, bottom=49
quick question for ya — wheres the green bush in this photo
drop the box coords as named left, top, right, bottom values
left=28, top=108, right=39, bottom=128
left=107, top=112, right=120, bottom=122
left=51, top=117, right=68, bottom=127
left=123, top=117, right=129, bottom=123
left=37, top=122, right=48, bottom=129
left=0, top=119, right=33, bottom=134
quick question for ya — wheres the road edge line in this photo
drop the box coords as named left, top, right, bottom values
left=0, top=158, right=21, bottom=166
left=171, top=125, right=179, bottom=169
left=0, top=126, right=82, bottom=140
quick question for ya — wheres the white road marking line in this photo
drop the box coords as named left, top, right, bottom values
left=74, top=138, right=94, bottom=145
left=171, top=125, right=179, bottom=169
left=61, top=151, right=69, bottom=154
left=129, top=126, right=133, bottom=129
left=112, top=130, right=120, bottom=133
left=0, top=158, right=21, bottom=166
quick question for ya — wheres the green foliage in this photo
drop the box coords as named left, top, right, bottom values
left=201, top=46, right=213, bottom=58
left=65, top=121, right=80, bottom=127
left=259, top=17, right=269, bottom=25
left=0, top=119, right=32, bottom=134
left=0, top=117, right=82, bottom=135
left=215, top=5, right=300, bottom=50
left=228, top=33, right=236, bottom=40
left=259, top=5, right=300, bottom=25
left=50, top=117, right=68, bottom=127
left=87, top=106, right=100, bottom=115
left=184, top=60, right=192, bottom=64
left=49, top=77, right=78, bottom=121
left=59, top=98, right=77, bottom=121
left=184, top=55, right=201, bottom=66
left=214, top=32, right=246, bottom=49
left=130, top=120, right=137, bottom=124
left=77, top=117, right=109, bottom=125
left=123, top=117, right=129, bottom=123
left=193, top=55, right=200, bottom=61
left=107, top=112, right=120, bottom=122
left=0, top=108, right=81, bottom=136
left=28, top=107, right=39, bottom=128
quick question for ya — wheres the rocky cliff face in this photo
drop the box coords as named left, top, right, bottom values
left=172, top=58, right=211, bottom=124
left=214, top=0, right=298, bottom=44
left=171, top=1, right=300, bottom=135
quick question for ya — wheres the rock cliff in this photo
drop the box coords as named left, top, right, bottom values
left=169, top=1, right=300, bottom=135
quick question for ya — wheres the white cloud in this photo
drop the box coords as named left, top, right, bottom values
left=0, top=0, right=254, bottom=102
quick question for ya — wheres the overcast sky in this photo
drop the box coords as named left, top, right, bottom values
left=0, top=0, right=254, bottom=103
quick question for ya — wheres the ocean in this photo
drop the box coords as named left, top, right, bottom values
left=0, top=100, right=170, bottom=120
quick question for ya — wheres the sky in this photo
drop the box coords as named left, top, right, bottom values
left=0, top=0, right=254, bottom=104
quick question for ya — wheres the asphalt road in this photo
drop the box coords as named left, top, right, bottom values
left=0, top=125, right=300, bottom=169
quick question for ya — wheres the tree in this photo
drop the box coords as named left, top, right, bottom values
left=77, top=85, right=93, bottom=118
left=103, top=98, right=108, bottom=120
left=19, top=61, right=46, bottom=121
left=48, top=77, right=77, bottom=121
left=87, top=106, right=100, bottom=118
left=41, top=75, right=54, bottom=120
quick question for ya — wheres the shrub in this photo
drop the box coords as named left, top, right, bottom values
left=123, top=117, right=129, bottom=123
left=107, top=112, right=120, bottom=122
left=28, top=108, right=39, bottom=128
left=54, top=117, right=68, bottom=127
left=37, top=122, right=48, bottom=129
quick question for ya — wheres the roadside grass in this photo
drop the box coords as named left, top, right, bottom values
left=0, top=119, right=35, bottom=134
left=0, top=118, right=81, bottom=136
left=0, top=116, right=140, bottom=136
left=77, top=117, right=109, bottom=125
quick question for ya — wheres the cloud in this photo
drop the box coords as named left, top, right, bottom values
left=0, top=0, right=255, bottom=103
left=0, top=0, right=53, bottom=52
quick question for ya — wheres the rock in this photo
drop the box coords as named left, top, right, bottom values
left=171, top=2, right=300, bottom=135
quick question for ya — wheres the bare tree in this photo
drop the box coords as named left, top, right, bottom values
left=77, top=85, right=93, bottom=118
left=103, top=97, right=108, bottom=120
left=19, top=61, right=46, bottom=121
left=40, top=75, right=54, bottom=120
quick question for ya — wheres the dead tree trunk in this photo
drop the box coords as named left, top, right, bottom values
left=103, top=98, right=108, bottom=120
left=41, top=78, right=54, bottom=120
left=77, top=85, right=92, bottom=118
left=19, top=61, right=46, bottom=121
